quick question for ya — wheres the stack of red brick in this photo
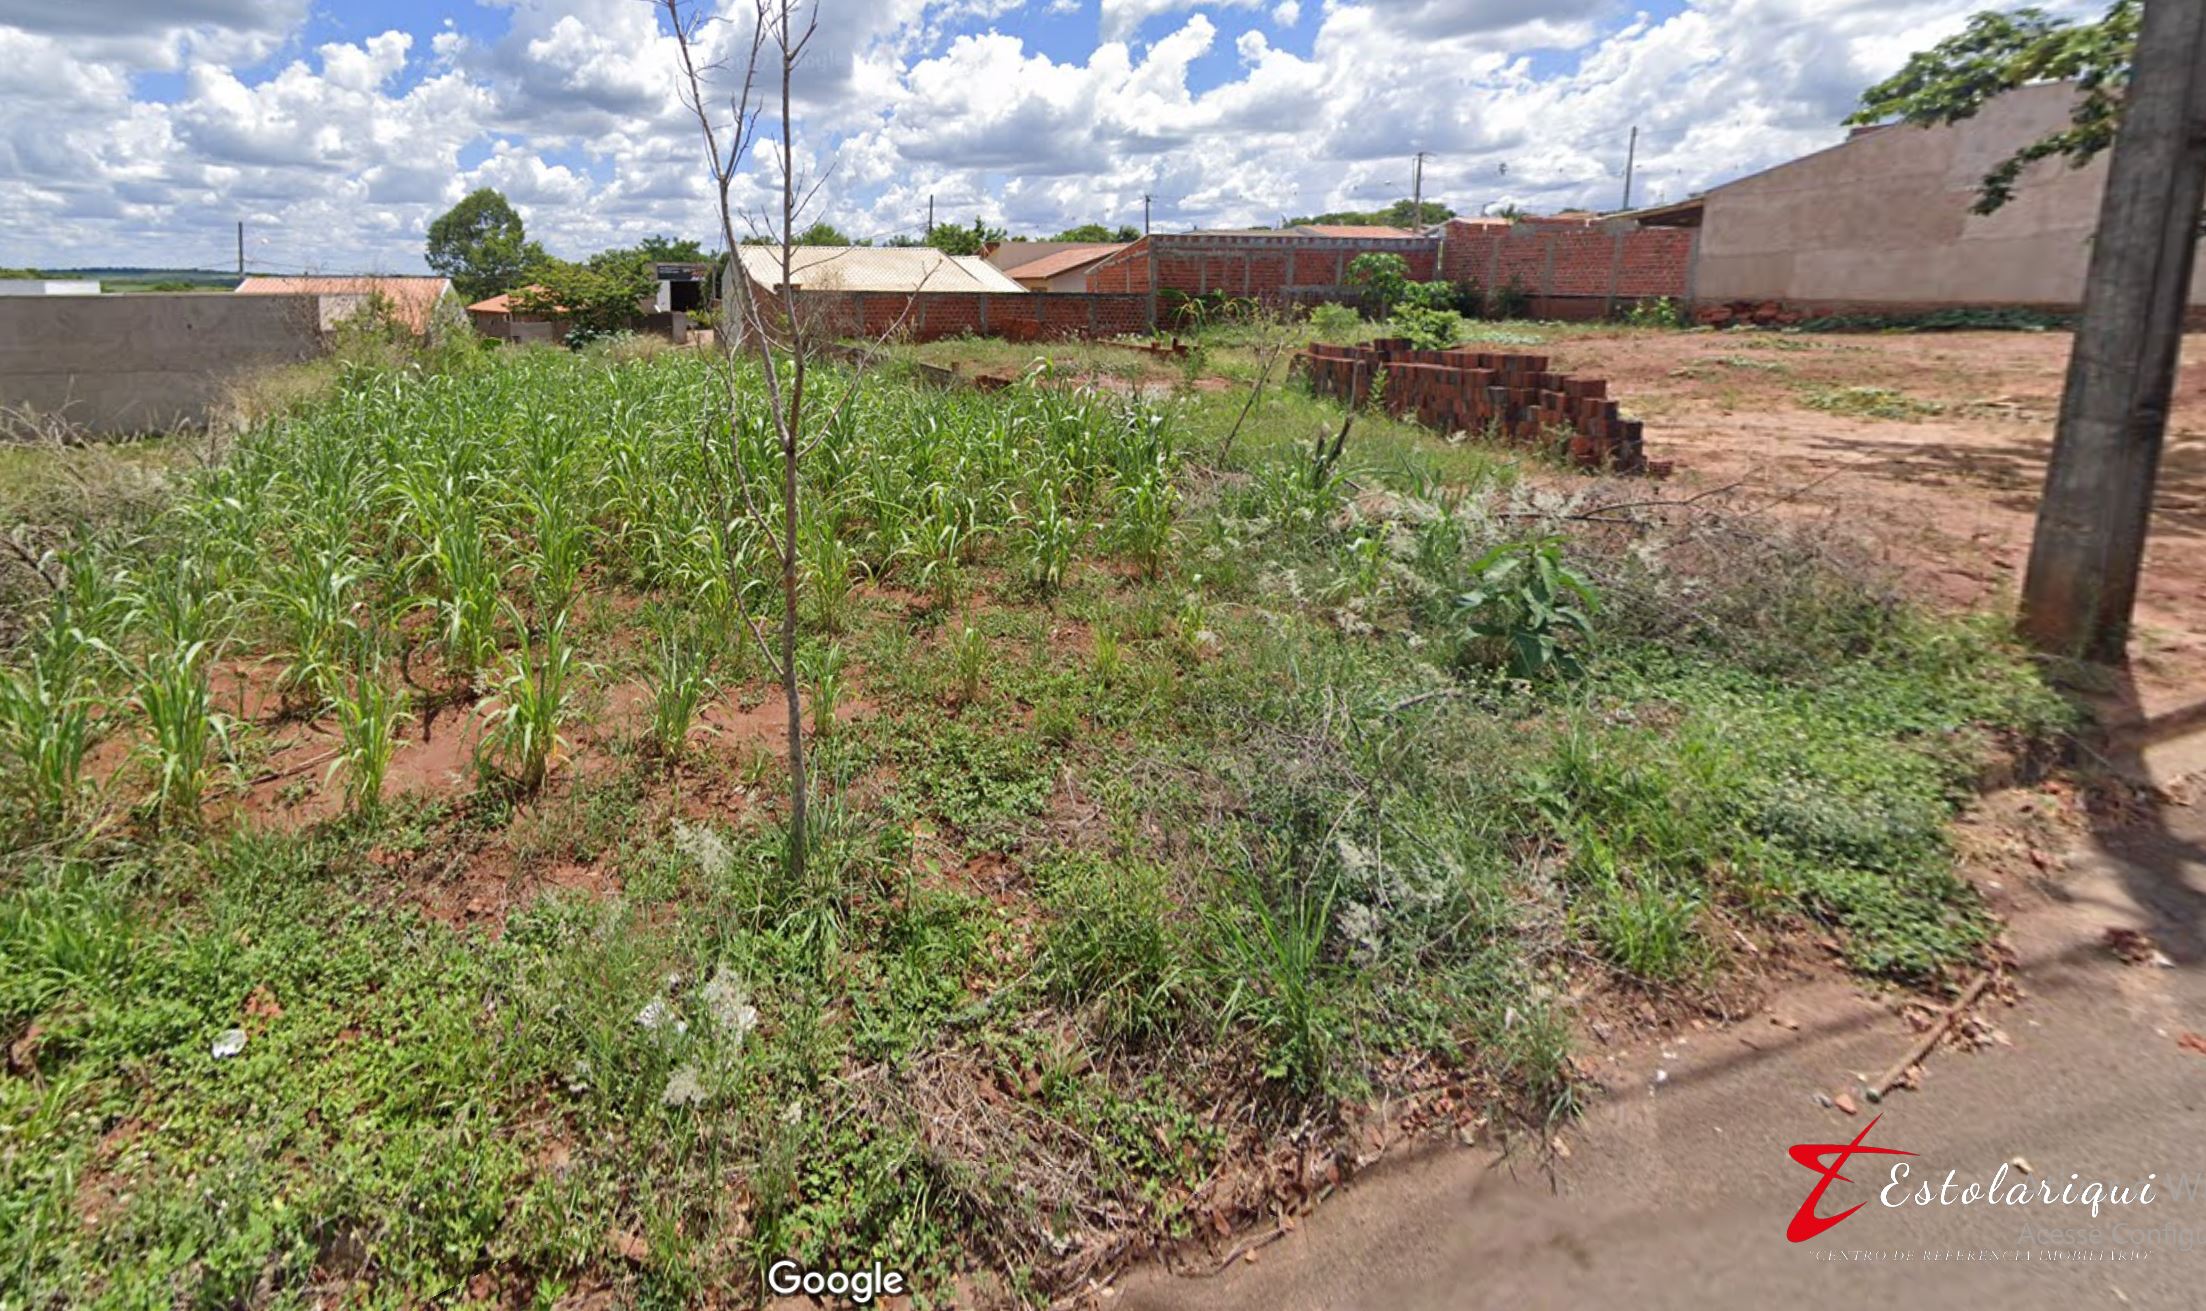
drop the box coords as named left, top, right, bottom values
left=1692, top=299, right=1805, bottom=328
left=1297, top=340, right=1648, bottom=473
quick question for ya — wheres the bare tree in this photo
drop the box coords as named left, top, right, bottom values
left=663, top=0, right=820, bottom=873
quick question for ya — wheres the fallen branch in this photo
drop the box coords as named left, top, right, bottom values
left=1864, top=970, right=1995, bottom=1103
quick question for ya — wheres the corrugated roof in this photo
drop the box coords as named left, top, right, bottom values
left=1000, top=243, right=1128, bottom=281
left=235, top=276, right=452, bottom=334
left=734, top=246, right=1025, bottom=294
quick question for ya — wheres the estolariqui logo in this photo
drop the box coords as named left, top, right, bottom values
left=1786, top=1116, right=2201, bottom=1255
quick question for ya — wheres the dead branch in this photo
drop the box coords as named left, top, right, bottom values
left=1864, top=970, right=1996, bottom=1103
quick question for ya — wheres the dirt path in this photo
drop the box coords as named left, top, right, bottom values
left=1113, top=775, right=2206, bottom=1310
left=1542, top=328, right=2206, bottom=742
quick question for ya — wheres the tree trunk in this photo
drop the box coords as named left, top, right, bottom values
left=2020, top=0, right=2206, bottom=662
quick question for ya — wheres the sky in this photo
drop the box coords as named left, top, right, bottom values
left=0, top=0, right=2094, bottom=274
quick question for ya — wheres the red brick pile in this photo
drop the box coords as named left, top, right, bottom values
left=1692, top=299, right=1805, bottom=328
left=1297, top=340, right=1650, bottom=473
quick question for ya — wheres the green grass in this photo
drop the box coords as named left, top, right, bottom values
left=0, top=339, right=2072, bottom=1304
left=1800, top=384, right=1946, bottom=421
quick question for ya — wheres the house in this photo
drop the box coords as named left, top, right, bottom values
left=234, top=275, right=456, bottom=335
left=989, top=243, right=1129, bottom=292
left=650, top=261, right=714, bottom=314
left=464, top=287, right=568, bottom=343
left=0, top=280, right=100, bottom=296
left=1290, top=224, right=1421, bottom=239
left=1628, top=81, right=2206, bottom=316
left=732, top=245, right=1026, bottom=296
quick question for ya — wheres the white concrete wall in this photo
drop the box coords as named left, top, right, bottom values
left=0, top=293, right=325, bottom=434
left=1695, top=82, right=2206, bottom=309
left=0, top=281, right=102, bottom=296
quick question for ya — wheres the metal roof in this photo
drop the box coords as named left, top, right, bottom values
left=734, top=246, right=1025, bottom=294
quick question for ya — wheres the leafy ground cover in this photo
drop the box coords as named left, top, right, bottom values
left=0, top=334, right=2068, bottom=1305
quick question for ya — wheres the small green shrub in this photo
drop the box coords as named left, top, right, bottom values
left=1307, top=302, right=1363, bottom=341
left=1454, top=538, right=1599, bottom=680
left=1393, top=305, right=1463, bottom=351
left=1623, top=296, right=1687, bottom=328
left=1345, top=253, right=1410, bottom=316
left=1039, top=853, right=1189, bottom=1042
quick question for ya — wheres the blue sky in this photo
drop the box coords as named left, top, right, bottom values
left=0, top=0, right=2088, bottom=271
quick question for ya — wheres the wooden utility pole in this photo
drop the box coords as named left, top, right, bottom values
left=1620, top=126, right=1638, bottom=211
left=2020, top=0, right=2206, bottom=662
left=1411, top=150, right=1430, bottom=224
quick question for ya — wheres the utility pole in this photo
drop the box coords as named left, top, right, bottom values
left=2021, top=0, right=2206, bottom=662
left=1620, top=126, right=1638, bottom=211
left=1142, top=192, right=1152, bottom=236
left=1411, top=151, right=1430, bottom=225
left=236, top=220, right=244, bottom=277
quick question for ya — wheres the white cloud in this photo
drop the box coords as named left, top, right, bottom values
left=0, top=0, right=2112, bottom=269
left=1099, top=0, right=1262, bottom=42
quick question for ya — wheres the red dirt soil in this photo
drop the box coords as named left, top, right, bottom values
left=1543, top=328, right=2206, bottom=725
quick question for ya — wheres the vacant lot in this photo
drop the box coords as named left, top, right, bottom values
left=0, top=330, right=2075, bottom=1304
left=1541, top=327, right=2206, bottom=723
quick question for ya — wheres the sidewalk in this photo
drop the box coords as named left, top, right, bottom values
left=1114, top=775, right=2206, bottom=1310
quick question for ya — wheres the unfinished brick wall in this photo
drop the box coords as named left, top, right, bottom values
left=789, top=290, right=1152, bottom=342
left=1084, top=233, right=1441, bottom=302
left=1084, top=222, right=1694, bottom=319
left=1297, top=340, right=1650, bottom=473
left=1439, top=218, right=1694, bottom=317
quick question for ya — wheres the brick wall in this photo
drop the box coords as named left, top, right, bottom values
left=1438, top=218, right=1694, bottom=310
left=1084, top=232, right=1442, bottom=301
left=787, top=290, right=1151, bottom=342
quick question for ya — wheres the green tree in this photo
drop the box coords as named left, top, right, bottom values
left=1850, top=1, right=2140, bottom=214
left=1345, top=252, right=1410, bottom=315
left=1051, top=223, right=1141, bottom=242
left=634, top=234, right=708, bottom=262
left=1286, top=199, right=1455, bottom=229
left=426, top=188, right=547, bottom=300
left=511, top=257, right=651, bottom=338
left=925, top=217, right=1006, bottom=257
left=794, top=221, right=853, bottom=245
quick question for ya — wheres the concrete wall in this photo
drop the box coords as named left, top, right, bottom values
left=0, top=292, right=325, bottom=434
left=0, top=281, right=101, bottom=296
left=1694, top=82, right=2206, bottom=310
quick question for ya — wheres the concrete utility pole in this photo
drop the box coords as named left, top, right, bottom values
left=1620, top=126, right=1638, bottom=211
left=2020, top=0, right=2206, bottom=662
left=1142, top=192, right=1152, bottom=235
left=925, top=195, right=933, bottom=237
left=236, top=221, right=244, bottom=277
left=1411, top=151, right=1430, bottom=224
